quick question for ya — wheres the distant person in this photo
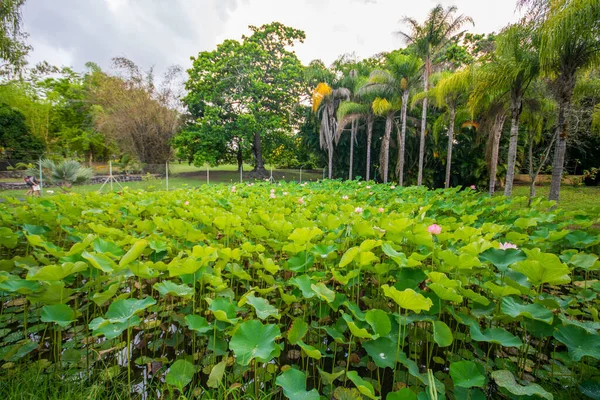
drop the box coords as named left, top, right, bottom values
left=24, top=176, right=41, bottom=197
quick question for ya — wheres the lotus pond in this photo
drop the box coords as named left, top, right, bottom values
left=0, top=181, right=599, bottom=399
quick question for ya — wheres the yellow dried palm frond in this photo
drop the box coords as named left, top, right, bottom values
left=312, top=82, right=332, bottom=112
left=461, top=121, right=479, bottom=130
left=372, top=97, right=392, bottom=116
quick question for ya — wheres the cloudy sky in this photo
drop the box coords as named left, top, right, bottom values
left=23, top=0, right=522, bottom=75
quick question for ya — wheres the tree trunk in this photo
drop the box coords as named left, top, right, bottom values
left=504, top=95, right=523, bottom=196
left=489, top=113, right=507, bottom=196
left=445, top=107, right=456, bottom=189
left=366, top=115, right=373, bottom=181
left=253, top=132, right=266, bottom=176
left=417, top=65, right=430, bottom=186
left=88, top=151, right=93, bottom=168
left=349, top=120, right=356, bottom=180
left=549, top=99, right=569, bottom=202
left=397, top=90, right=409, bottom=187
left=327, top=143, right=333, bottom=179
left=237, top=141, right=243, bottom=173
left=381, top=113, right=392, bottom=184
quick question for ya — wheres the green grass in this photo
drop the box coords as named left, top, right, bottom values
left=512, top=184, right=600, bottom=213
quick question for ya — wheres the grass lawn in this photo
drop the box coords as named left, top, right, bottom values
left=511, top=184, right=600, bottom=213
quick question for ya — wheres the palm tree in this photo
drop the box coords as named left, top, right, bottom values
left=358, top=53, right=422, bottom=185
left=312, top=82, right=351, bottom=179
left=418, top=69, right=472, bottom=188
left=399, top=4, right=474, bottom=186
left=336, top=100, right=373, bottom=180
left=536, top=0, right=600, bottom=202
left=29, top=159, right=93, bottom=192
left=372, top=97, right=402, bottom=183
left=491, top=24, right=540, bottom=196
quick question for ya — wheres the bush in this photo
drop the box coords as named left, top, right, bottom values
left=582, top=167, right=599, bottom=186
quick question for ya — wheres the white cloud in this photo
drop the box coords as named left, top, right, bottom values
left=22, top=0, right=523, bottom=74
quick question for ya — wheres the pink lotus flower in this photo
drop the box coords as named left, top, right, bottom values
left=470, top=185, right=476, bottom=190
left=184, top=201, right=190, bottom=206
left=499, top=242, right=518, bottom=250
left=231, top=186, right=237, bottom=193
left=427, top=224, right=442, bottom=235
left=369, top=192, right=373, bottom=195
left=283, top=191, right=288, bottom=196
left=298, top=197, right=305, bottom=205
left=342, top=195, right=349, bottom=200
left=358, top=182, right=362, bottom=186
left=354, top=207, right=363, bottom=213
left=378, top=207, right=385, bottom=213
left=270, top=193, right=276, bottom=199
left=366, top=185, right=371, bottom=189
left=270, top=188, right=275, bottom=193
left=390, top=185, right=396, bottom=189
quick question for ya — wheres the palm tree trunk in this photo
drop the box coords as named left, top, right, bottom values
left=504, top=96, right=523, bottom=196
left=397, top=90, right=409, bottom=187
left=445, top=107, right=456, bottom=189
left=366, top=115, right=373, bottom=181
left=528, top=134, right=536, bottom=204
left=417, top=65, right=430, bottom=186
left=549, top=98, right=569, bottom=202
left=381, top=113, right=392, bottom=183
left=489, top=113, right=507, bottom=196
left=328, top=144, right=333, bottom=179
left=349, top=120, right=356, bottom=180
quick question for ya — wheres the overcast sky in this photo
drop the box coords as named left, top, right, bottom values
left=23, top=0, right=522, bottom=76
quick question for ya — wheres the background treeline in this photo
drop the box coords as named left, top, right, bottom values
left=1, top=0, right=599, bottom=202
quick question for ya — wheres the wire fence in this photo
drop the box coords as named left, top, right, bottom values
left=0, top=159, right=326, bottom=197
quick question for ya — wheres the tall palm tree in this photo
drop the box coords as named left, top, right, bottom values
left=336, top=100, right=373, bottom=180
left=417, top=69, right=472, bottom=188
left=372, top=97, right=402, bottom=183
left=491, top=24, right=540, bottom=196
left=358, top=53, right=422, bottom=185
left=537, top=0, right=600, bottom=202
left=398, top=4, right=474, bottom=186
left=312, top=82, right=351, bottom=179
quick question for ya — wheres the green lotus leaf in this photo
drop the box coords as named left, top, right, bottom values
left=484, top=281, right=521, bottom=297
left=317, top=367, right=345, bottom=386
left=153, top=281, right=194, bottom=298
left=346, top=370, right=380, bottom=400
left=363, top=337, right=396, bottom=369
left=298, top=340, right=322, bottom=359
left=185, top=314, right=212, bottom=335
left=500, top=297, right=553, bottom=324
left=311, top=244, right=338, bottom=259
left=287, top=318, right=308, bottom=345
left=470, top=324, right=523, bottom=348
left=365, top=309, right=391, bottom=337
left=381, top=243, right=408, bottom=267
left=275, top=368, right=320, bottom=400
left=206, top=359, right=227, bottom=389
left=92, top=283, right=120, bottom=306
left=89, top=316, right=141, bottom=340
left=579, top=380, right=600, bottom=400
left=381, top=285, right=433, bottom=313
left=386, top=389, right=417, bottom=400
left=82, top=251, right=117, bottom=273
left=208, top=298, right=238, bottom=324
left=119, top=239, right=148, bottom=267
left=0, top=227, right=18, bottom=249
left=553, top=325, right=600, bottom=361
left=342, top=313, right=373, bottom=339
left=166, top=359, right=195, bottom=390
left=289, top=275, right=316, bottom=299
left=333, top=387, right=363, bottom=400
left=491, top=370, right=553, bottom=400
left=243, top=293, right=280, bottom=320
left=432, top=321, right=453, bottom=347
left=40, top=304, right=75, bottom=327
left=479, top=248, right=526, bottom=272
left=105, top=297, right=156, bottom=323
left=288, top=227, right=323, bottom=245
left=27, top=262, right=88, bottom=281
left=428, top=283, right=463, bottom=303
left=229, top=320, right=281, bottom=366
left=340, top=246, right=360, bottom=268
left=287, top=252, right=315, bottom=273
left=4, top=341, right=38, bottom=362
left=92, top=238, right=125, bottom=257
left=568, top=253, right=599, bottom=270
left=311, top=282, right=335, bottom=303
left=450, top=361, right=486, bottom=388
left=0, top=276, right=41, bottom=294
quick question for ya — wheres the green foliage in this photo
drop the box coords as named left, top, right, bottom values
left=0, top=102, right=44, bottom=160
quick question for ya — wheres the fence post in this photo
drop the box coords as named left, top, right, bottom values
left=240, top=166, right=242, bottom=184
left=323, top=168, right=325, bottom=180
left=109, top=161, right=113, bottom=191
left=39, top=157, right=43, bottom=196
left=165, top=162, right=169, bottom=191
